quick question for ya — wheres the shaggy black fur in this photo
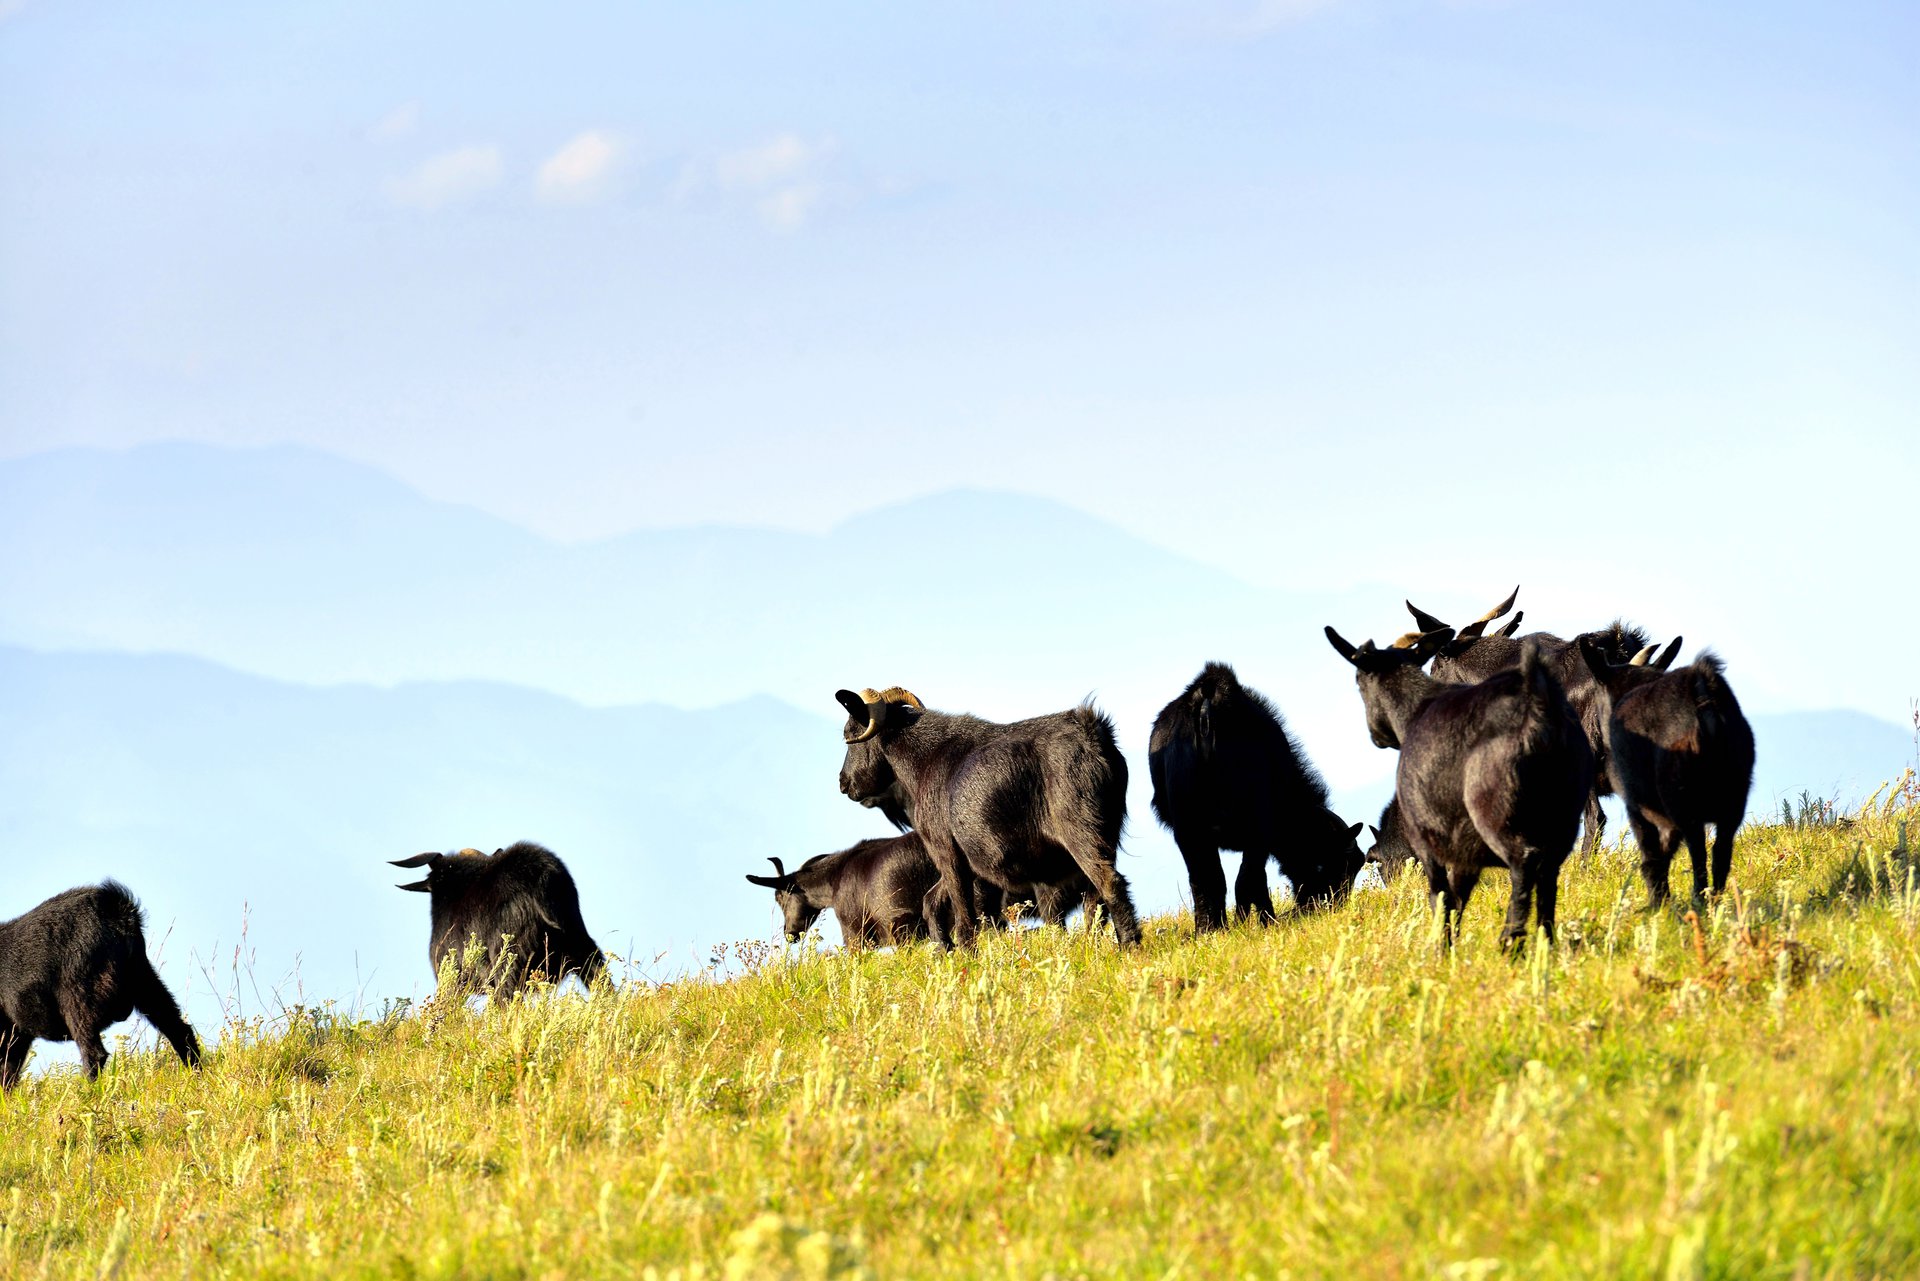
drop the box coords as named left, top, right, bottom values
left=1148, top=662, right=1364, bottom=931
left=747, top=836, right=938, bottom=947
left=0, top=881, right=201, bottom=1090
left=1578, top=641, right=1755, bottom=906
left=391, top=842, right=605, bottom=996
left=1367, top=797, right=1418, bottom=884
left=836, top=691, right=1140, bottom=949
left=1326, top=628, right=1595, bottom=948
left=1403, top=588, right=1670, bottom=858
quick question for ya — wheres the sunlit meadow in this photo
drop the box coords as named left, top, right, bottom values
left=3, top=785, right=1917, bottom=1280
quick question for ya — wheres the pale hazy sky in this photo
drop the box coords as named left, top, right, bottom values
left=2, top=3, right=1914, bottom=642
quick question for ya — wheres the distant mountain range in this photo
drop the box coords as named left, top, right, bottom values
left=0, top=441, right=1405, bottom=786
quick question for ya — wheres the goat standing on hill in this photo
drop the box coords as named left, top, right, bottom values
left=1148, top=662, right=1364, bottom=931
left=1400, top=586, right=1676, bottom=857
left=1578, top=639, right=1755, bottom=906
left=391, top=842, right=605, bottom=996
left=1326, top=627, right=1594, bottom=948
left=835, top=686, right=1141, bottom=949
left=0, top=881, right=202, bottom=1090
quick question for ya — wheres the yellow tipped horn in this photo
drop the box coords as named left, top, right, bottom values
left=871, top=686, right=924, bottom=709
left=1388, top=632, right=1426, bottom=650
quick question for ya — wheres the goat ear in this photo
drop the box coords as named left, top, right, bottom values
left=1652, top=636, right=1683, bottom=670
left=1411, top=627, right=1455, bottom=660
left=1368, top=824, right=1382, bottom=840
left=1492, top=612, right=1523, bottom=639
left=1324, top=626, right=1361, bottom=665
left=1576, top=635, right=1613, bottom=681
left=745, top=874, right=784, bottom=889
left=390, top=852, right=438, bottom=869
left=835, top=689, right=870, bottom=722
left=1404, top=600, right=1450, bottom=634
left=1347, top=821, right=1364, bottom=837
left=395, top=878, right=432, bottom=892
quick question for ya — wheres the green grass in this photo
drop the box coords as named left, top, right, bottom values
left=4, top=799, right=1919, bottom=1280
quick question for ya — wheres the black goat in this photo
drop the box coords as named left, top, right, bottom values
left=1578, top=640, right=1755, bottom=906
left=0, top=882, right=201, bottom=1090
left=746, top=837, right=937, bottom=947
left=835, top=687, right=1140, bottom=948
left=391, top=842, right=605, bottom=996
left=1148, top=662, right=1364, bottom=930
left=1367, top=797, right=1418, bottom=884
left=860, top=779, right=1095, bottom=928
left=1326, top=627, right=1594, bottom=948
left=1401, top=586, right=1673, bottom=857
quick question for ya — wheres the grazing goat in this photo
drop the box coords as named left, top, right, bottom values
left=1367, top=797, right=1418, bottom=884
left=391, top=842, right=605, bottom=996
left=1148, top=662, right=1364, bottom=930
left=1326, top=627, right=1594, bottom=948
left=746, top=837, right=937, bottom=947
left=1578, top=639, right=1755, bottom=906
left=0, top=882, right=201, bottom=1090
left=835, top=687, right=1140, bottom=948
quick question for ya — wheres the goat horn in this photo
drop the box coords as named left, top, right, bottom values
left=768, top=857, right=786, bottom=879
left=1628, top=644, right=1659, bottom=666
left=1475, top=586, right=1520, bottom=625
left=845, top=695, right=886, bottom=743
left=1388, top=631, right=1426, bottom=650
left=1323, top=626, right=1360, bottom=663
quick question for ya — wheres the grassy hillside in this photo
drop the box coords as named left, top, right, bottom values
left=3, top=796, right=1918, bottom=1280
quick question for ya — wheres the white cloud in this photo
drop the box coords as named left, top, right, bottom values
left=368, top=101, right=421, bottom=142
left=536, top=130, right=621, bottom=205
left=682, top=133, right=840, bottom=231
left=758, top=184, right=825, bottom=232
left=385, top=145, right=504, bottom=210
left=712, top=133, right=829, bottom=191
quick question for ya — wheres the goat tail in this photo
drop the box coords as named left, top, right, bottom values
left=95, top=880, right=147, bottom=935
left=1688, top=649, right=1744, bottom=745
left=1514, top=637, right=1566, bottom=747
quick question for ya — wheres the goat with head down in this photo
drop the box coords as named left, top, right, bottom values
left=1326, top=625, right=1594, bottom=949
left=746, top=835, right=937, bottom=948
left=0, top=881, right=202, bottom=1090
left=1148, top=661, right=1364, bottom=931
left=391, top=842, right=605, bottom=996
left=835, top=686, right=1140, bottom=949
left=1578, top=638, right=1754, bottom=907
left=1367, top=796, right=1418, bottom=884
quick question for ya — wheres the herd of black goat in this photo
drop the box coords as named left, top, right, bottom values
left=0, top=587, right=1755, bottom=1091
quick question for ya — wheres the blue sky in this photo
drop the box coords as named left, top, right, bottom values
left=2, top=2, right=1915, bottom=668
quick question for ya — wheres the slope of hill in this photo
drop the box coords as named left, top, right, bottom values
left=2, top=806, right=1913, bottom=1278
